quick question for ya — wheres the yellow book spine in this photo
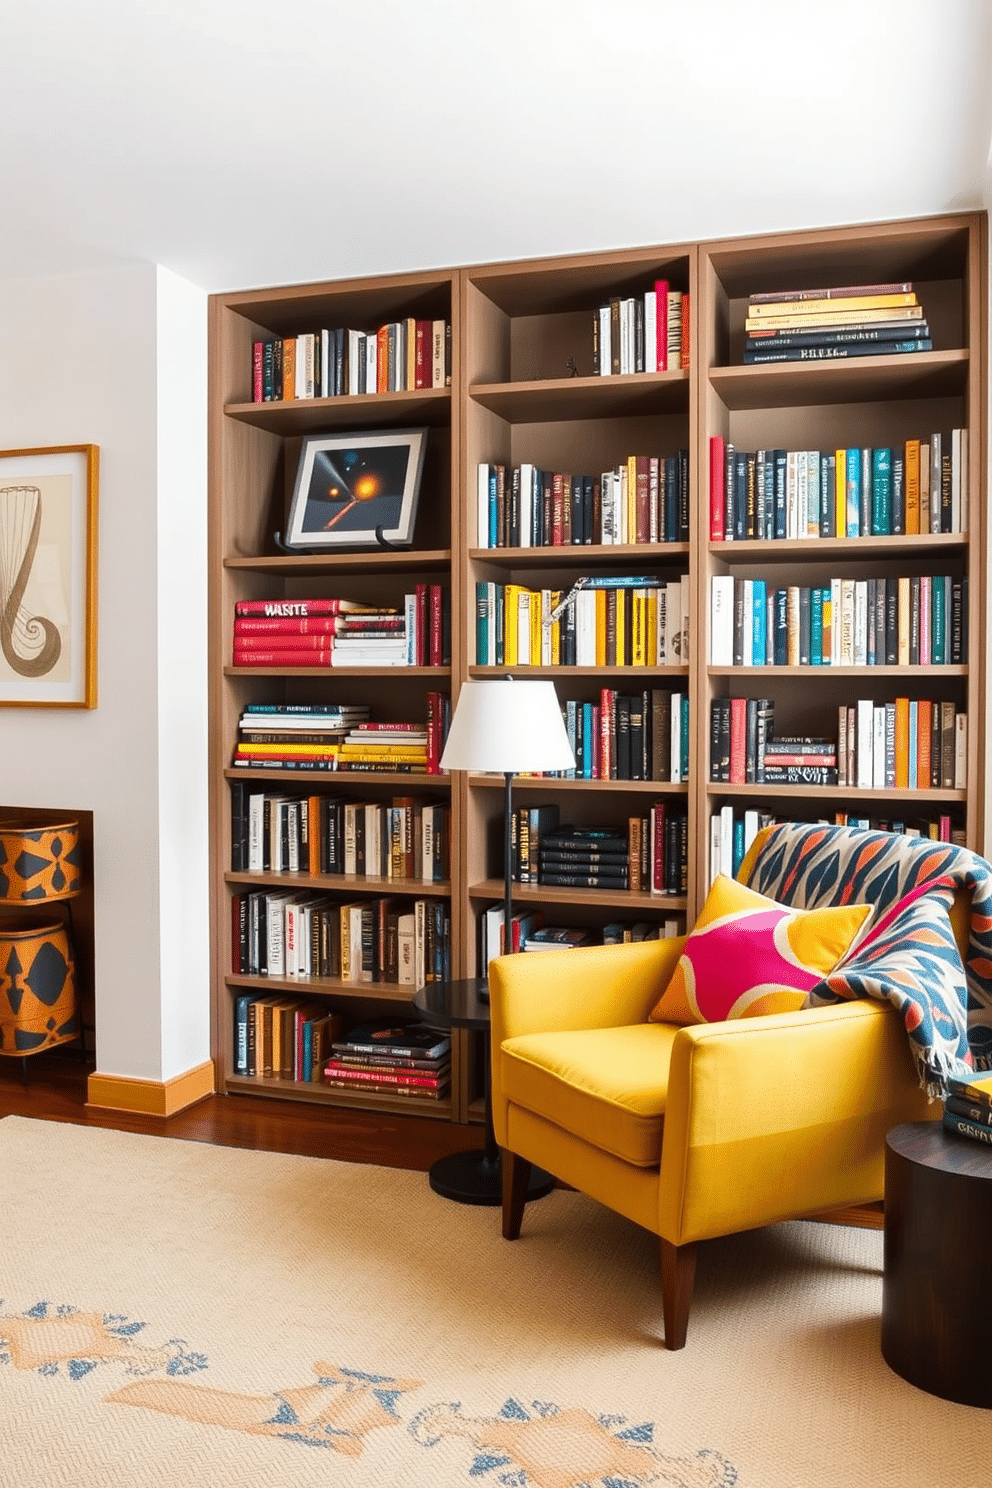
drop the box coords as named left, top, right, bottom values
left=614, top=588, right=627, bottom=666
left=748, top=291, right=918, bottom=319
left=904, top=439, right=920, bottom=535
left=631, top=590, right=646, bottom=666
left=551, top=591, right=561, bottom=666
left=595, top=589, right=607, bottom=667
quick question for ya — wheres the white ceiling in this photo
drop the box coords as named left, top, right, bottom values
left=2, top=0, right=991, bottom=295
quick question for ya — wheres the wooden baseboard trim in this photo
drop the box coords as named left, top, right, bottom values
left=87, top=1060, right=216, bottom=1118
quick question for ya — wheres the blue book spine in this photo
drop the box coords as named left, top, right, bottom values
left=872, top=447, right=892, bottom=534
left=302, top=1019, right=313, bottom=1082
left=845, top=448, right=861, bottom=537
left=810, top=587, right=824, bottom=664
left=733, top=452, right=747, bottom=540
left=488, top=465, right=499, bottom=546
left=752, top=579, right=767, bottom=665
left=773, top=449, right=787, bottom=539
left=581, top=702, right=595, bottom=778
left=763, top=453, right=775, bottom=539
left=732, top=818, right=746, bottom=877
left=774, top=588, right=788, bottom=665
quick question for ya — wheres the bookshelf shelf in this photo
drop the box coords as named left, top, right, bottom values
left=468, top=878, right=688, bottom=913
left=709, top=349, right=968, bottom=410
left=209, top=209, right=986, bottom=1130
left=226, top=871, right=452, bottom=897
left=225, top=1070, right=452, bottom=1119
left=469, top=372, right=690, bottom=422
left=224, top=387, right=452, bottom=435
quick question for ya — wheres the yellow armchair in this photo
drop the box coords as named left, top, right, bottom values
left=488, top=829, right=960, bottom=1348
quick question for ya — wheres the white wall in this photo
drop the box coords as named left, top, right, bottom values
left=0, top=262, right=210, bottom=1083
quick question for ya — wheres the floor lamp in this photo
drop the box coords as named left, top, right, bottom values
left=427, top=678, right=575, bottom=1205
left=440, top=677, right=576, bottom=964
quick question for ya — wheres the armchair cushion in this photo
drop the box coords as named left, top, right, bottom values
left=500, top=1022, right=680, bottom=1166
left=648, top=873, right=872, bottom=1027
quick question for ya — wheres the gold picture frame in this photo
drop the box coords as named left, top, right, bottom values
left=0, top=444, right=99, bottom=708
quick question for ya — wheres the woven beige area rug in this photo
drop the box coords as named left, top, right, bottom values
left=0, top=1114, right=989, bottom=1487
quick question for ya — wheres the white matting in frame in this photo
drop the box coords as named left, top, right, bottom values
left=0, top=444, right=99, bottom=708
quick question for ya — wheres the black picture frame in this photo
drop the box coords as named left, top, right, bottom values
left=284, top=427, right=428, bottom=550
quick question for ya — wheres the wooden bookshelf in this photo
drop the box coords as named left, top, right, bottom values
left=208, top=211, right=987, bottom=1129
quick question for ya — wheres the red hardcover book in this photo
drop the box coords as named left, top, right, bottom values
left=654, top=279, right=669, bottom=372
left=709, top=435, right=725, bottom=541
left=233, top=633, right=334, bottom=652
left=429, top=585, right=444, bottom=666
left=232, top=649, right=335, bottom=668
left=234, top=617, right=339, bottom=636
left=234, top=598, right=376, bottom=618
left=252, top=341, right=264, bottom=403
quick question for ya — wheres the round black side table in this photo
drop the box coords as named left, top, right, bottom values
left=882, top=1120, right=992, bottom=1407
left=413, top=977, right=554, bottom=1207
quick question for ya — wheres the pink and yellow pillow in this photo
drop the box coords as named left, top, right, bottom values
left=649, top=873, right=873, bottom=1026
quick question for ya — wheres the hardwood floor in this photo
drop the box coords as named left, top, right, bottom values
left=0, top=1046, right=486, bottom=1171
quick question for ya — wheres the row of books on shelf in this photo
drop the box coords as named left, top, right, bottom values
left=547, top=688, right=688, bottom=783
left=710, top=574, right=968, bottom=669
left=709, top=699, right=967, bottom=791
left=251, top=319, right=451, bottom=401
left=592, top=283, right=689, bottom=374
left=942, top=1069, right=992, bottom=1147
left=232, top=590, right=450, bottom=670
left=232, top=696, right=450, bottom=774
left=233, top=1010, right=452, bottom=1099
left=481, top=912, right=684, bottom=968
left=709, top=806, right=964, bottom=882
left=475, top=575, right=689, bottom=668
left=475, top=452, right=690, bottom=549
left=508, top=810, right=688, bottom=895
left=231, top=782, right=450, bottom=881
left=708, top=432, right=967, bottom=541
left=232, top=890, right=450, bottom=986
left=741, top=281, right=931, bottom=364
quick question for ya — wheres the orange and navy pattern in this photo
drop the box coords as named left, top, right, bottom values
left=745, top=822, right=992, bottom=1084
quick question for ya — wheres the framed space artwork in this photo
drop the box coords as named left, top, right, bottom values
left=285, top=428, right=428, bottom=550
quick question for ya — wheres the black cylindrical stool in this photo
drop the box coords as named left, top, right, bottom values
left=882, top=1120, right=992, bottom=1407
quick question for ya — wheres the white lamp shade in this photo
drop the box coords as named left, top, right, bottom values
left=439, top=679, right=575, bottom=775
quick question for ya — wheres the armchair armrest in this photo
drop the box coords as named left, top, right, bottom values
left=489, top=936, right=686, bottom=1052
left=657, top=999, right=935, bottom=1247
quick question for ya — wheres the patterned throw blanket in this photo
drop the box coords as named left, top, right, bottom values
left=744, top=823, right=992, bottom=1093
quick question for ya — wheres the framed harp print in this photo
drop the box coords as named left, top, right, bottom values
left=0, top=445, right=99, bottom=708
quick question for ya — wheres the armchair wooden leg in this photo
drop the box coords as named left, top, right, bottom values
left=501, top=1149, right=531, bottom=1240
left=660, top=1238, right=698, bottom=1350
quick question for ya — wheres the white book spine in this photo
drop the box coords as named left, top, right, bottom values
left=856, top=699, right=875, bottom=789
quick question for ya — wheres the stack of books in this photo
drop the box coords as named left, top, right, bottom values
left=942, top=1070, right=992, bottom=1147
left=323, top=1021, right=451, bottom=1101
left=522, top=926, right=596, bottom=952
left=337, top=723, right=429, bottom=772
left=743, top=282, right=932, bottom=364
left=233, top=703, right=370, bottom=770
left=538, top=825, right=630, bottom=890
